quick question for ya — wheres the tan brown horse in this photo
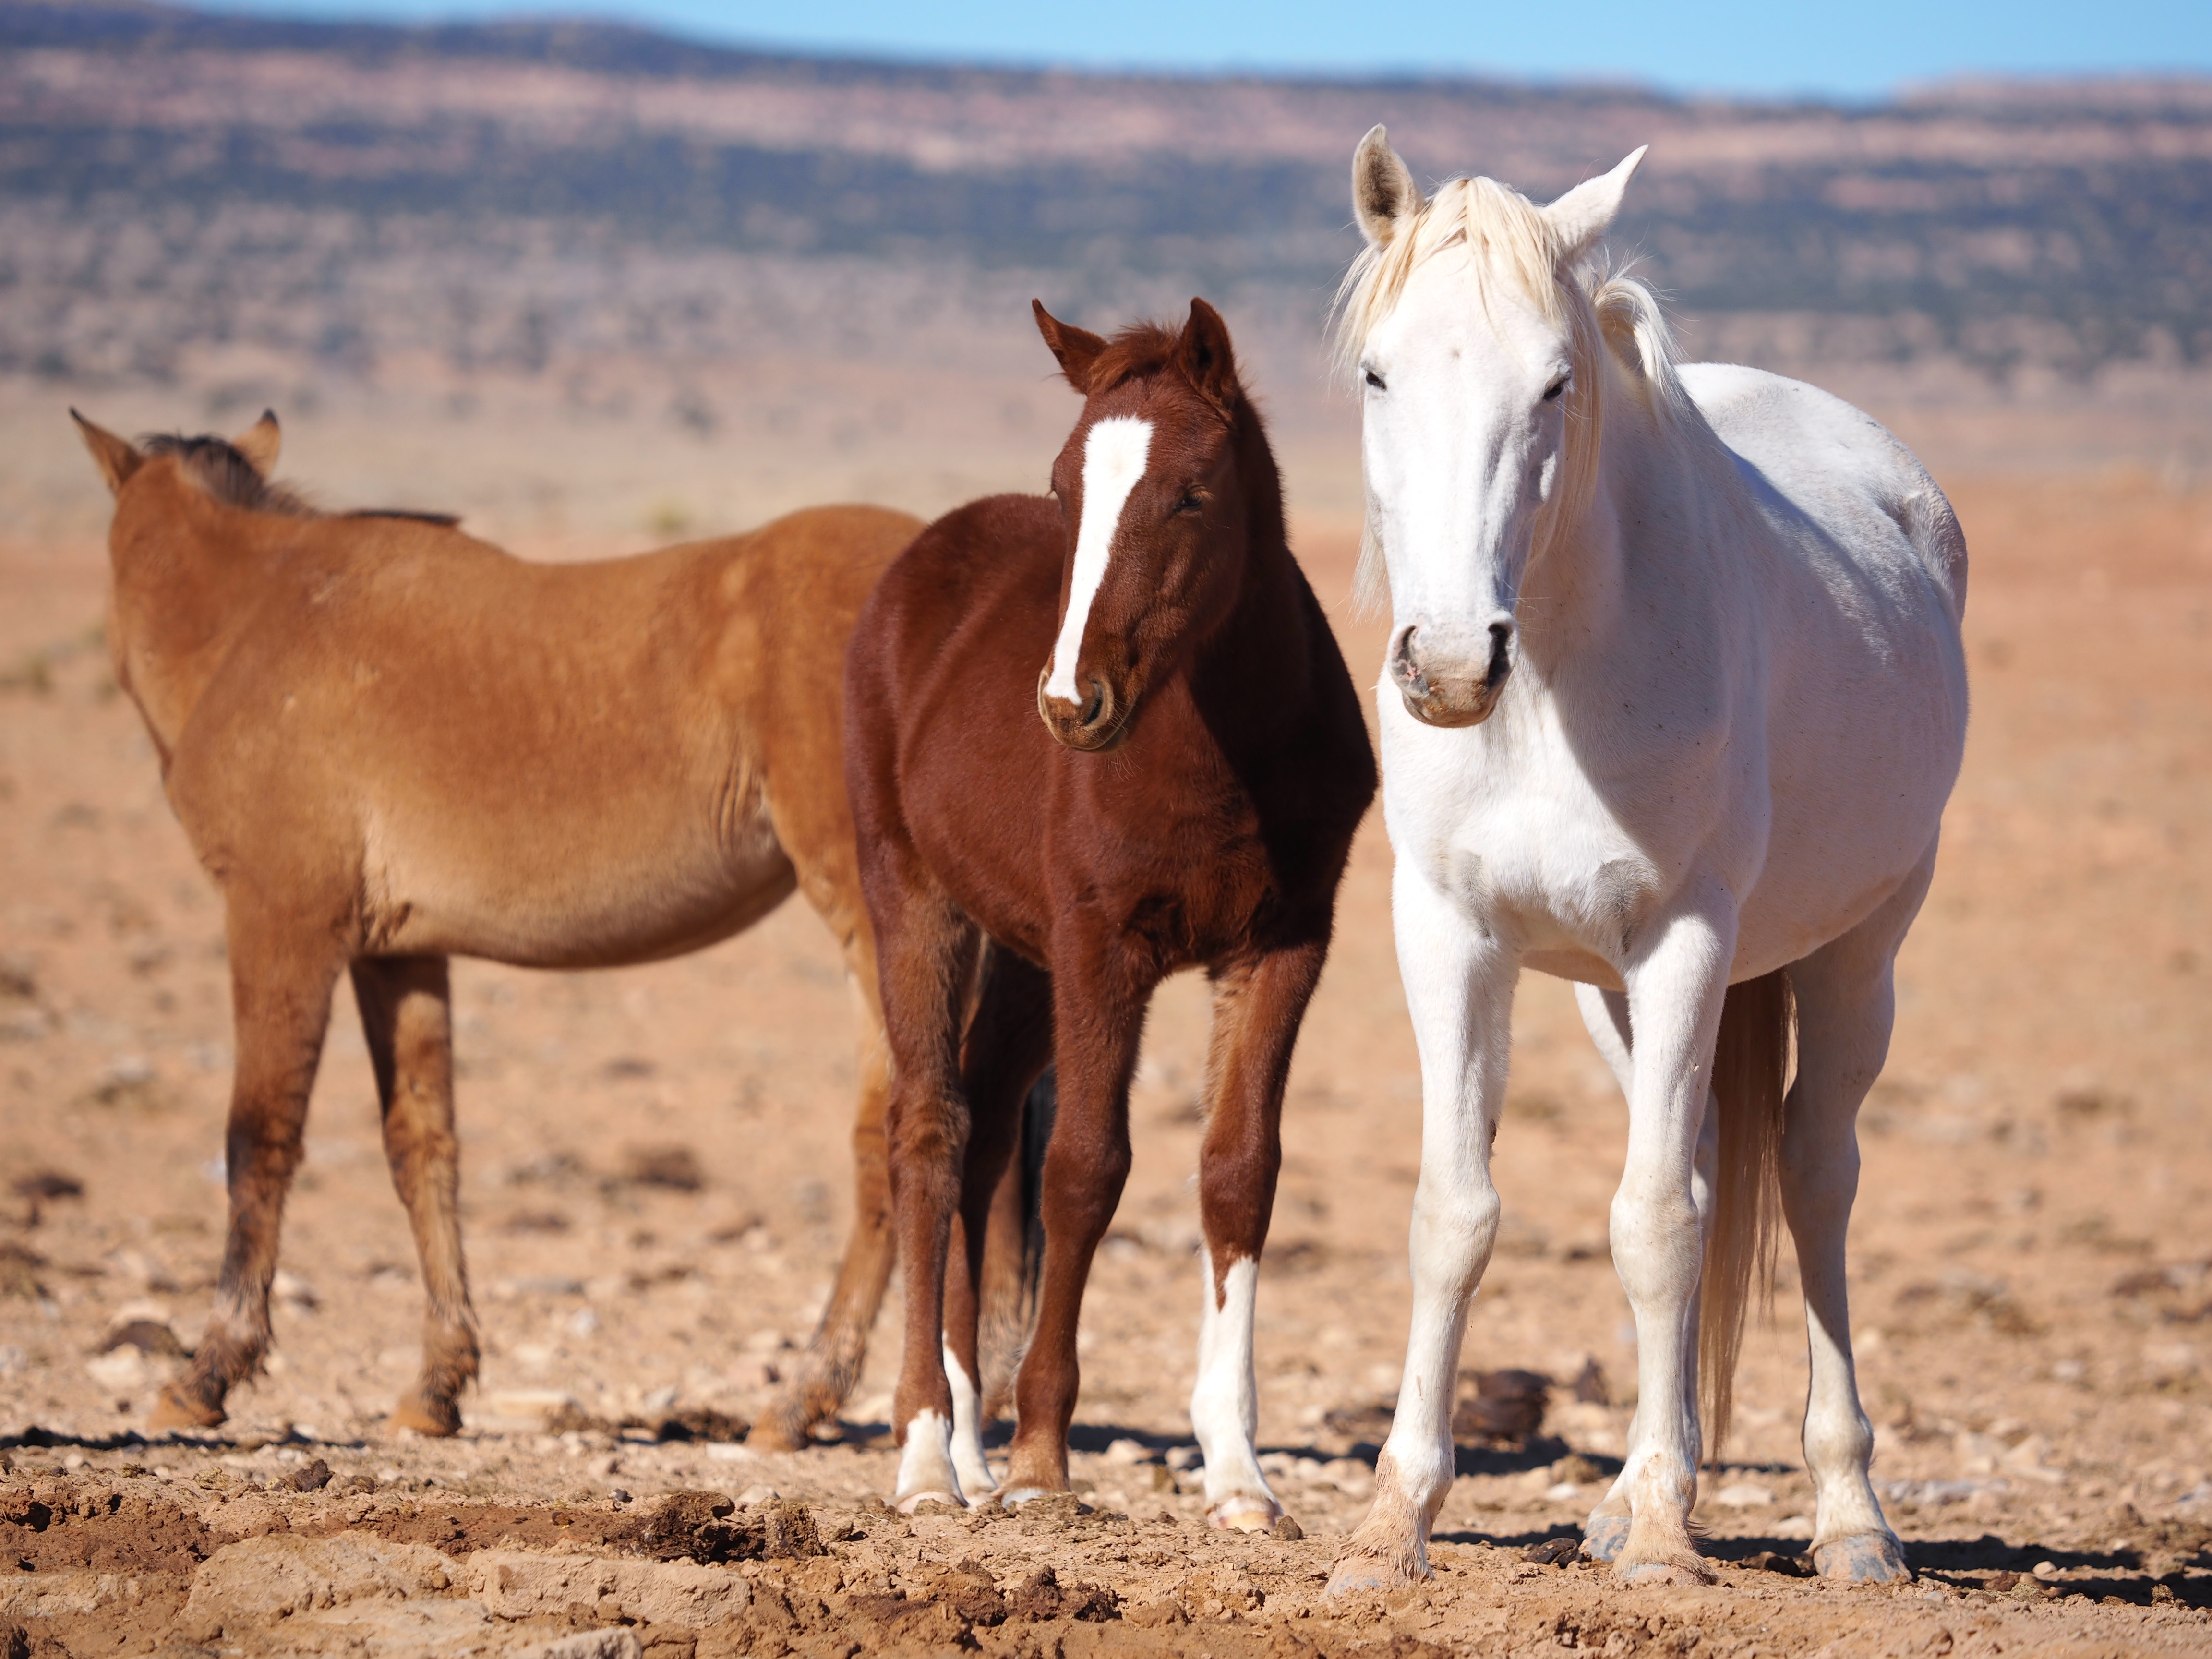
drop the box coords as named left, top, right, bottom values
left=845, top=301, right=1377, bottom=1525
left=71, top=409, right=1032, bottom=1444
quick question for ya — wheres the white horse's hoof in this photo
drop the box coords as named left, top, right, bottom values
left=894, top=1490, right=966, bottom=1515
left=1207, top=1496, right=1283, bottom=1533
left=1581, top=1513, right=1630, bottom=1562
left=1617, top=1560, right=1713, bottom=1587
left=1323, top=1552, right=1418, bottom=1599
left=1812, top=1531, right=1911, bottom=1583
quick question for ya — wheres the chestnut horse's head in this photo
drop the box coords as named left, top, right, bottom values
left=1030, top=297, right=1265, bottom=752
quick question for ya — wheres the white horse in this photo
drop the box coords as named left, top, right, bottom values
left=1323, top=129, right=1969, bottom=1594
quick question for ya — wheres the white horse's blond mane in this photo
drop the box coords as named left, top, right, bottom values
left=1334, top=173, right=1699, bottom=613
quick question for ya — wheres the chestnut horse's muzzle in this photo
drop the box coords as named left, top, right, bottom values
left=1036, top=667, right=1132, bottom=752
left=1388, top=619, right=1514, bottom=728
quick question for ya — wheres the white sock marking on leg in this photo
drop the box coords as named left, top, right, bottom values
left=1190, top=1250, right=1276, bottom=1518
left=944, top=1342, right=993, bottom=1498
left=1045, top=416, right=1152, bottom=704
left=894, top=1407, right=965, bottom=1508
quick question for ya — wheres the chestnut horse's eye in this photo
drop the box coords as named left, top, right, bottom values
left=1175, top=490, right=1205, bottom=516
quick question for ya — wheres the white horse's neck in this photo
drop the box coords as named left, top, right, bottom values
left=1514, top=349, right=1680, bottom=689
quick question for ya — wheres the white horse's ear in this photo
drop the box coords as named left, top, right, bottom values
left=1543, top=146, right=1647, bottom=266
left=232, top=409, right=281, bottom=474
left=1352, top=125, right=1423, bottom=249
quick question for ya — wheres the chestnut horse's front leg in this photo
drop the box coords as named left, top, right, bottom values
left=996, top=935, right=1146, bottom=1504
left=1188, top=939, right=1327, bottom=1532
left=352, top=955, right=479, bottom=1436
left=151, top=900, right=344, bottom=1432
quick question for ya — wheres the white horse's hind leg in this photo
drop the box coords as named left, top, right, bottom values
left=1603, top=902, right=1734, bottom=1586
left=1327, top=870, right=1515, bottom=1597
left=1779, top=845, right=1937, bottom=1583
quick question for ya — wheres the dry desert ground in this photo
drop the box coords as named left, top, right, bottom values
left=2, top=417, right=2210, bottom=1657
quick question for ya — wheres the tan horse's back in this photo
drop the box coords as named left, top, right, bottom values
left=145, top=489, right=916, bottom=968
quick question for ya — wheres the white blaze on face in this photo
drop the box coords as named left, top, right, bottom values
left=1045, top=415, right=1153, bottom=705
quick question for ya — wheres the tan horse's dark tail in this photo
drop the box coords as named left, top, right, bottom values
left=978, top=1068, right=1057, bottom=1419
left=1700, top=968, right=1793, bottom=1464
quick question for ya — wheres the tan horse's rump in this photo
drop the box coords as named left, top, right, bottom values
left=71, top=408, right=1014, bottom=1443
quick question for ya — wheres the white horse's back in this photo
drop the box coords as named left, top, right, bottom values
left=1680, top=361, right=1968, bottom=625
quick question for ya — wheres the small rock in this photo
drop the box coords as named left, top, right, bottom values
left=1523, top=1536, right=1580, bottom=1567
left=1273, top=1514, right=1304, bottom=1541
left=290, top=1458, right=333, bottom=1492
left=1550, top=1454, right=1604, bottom=1486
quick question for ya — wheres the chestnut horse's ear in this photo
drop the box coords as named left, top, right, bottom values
left=1353, top=124, right=1423, bottom=250
left=1177, top=297, right=1239, bottom=414
left=1033, top=300, right=1109, bottom=393
left=71, top=409, right=143, bottom=496
left=232, top=409, right=281, bottom=474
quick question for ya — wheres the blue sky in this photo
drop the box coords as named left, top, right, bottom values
left=204, top=0, right=2212, bottom=99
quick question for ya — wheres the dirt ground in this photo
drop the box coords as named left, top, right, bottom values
left=2, top=463, right=2209, bottom=1657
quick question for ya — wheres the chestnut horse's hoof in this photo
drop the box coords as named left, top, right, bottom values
left=1208, top=1496, right=1284, bottom=1533
left=390, top=1392, right=463, bottom=1437
left=1812, top=1531, right=1911, bottom=1583
left=148, top=1383, right=227, bottom=1433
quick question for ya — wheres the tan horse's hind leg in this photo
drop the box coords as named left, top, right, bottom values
left=753, top=970, right=897, bottom=1450
left=151, top=906, right=343, bottom=1432
left=352, top=956, right=479, bottom=1437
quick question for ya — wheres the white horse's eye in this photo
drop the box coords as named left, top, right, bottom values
left=1543, top=375, right=1570, bottom=402
left=1364, top=369, right=1386, bottom=391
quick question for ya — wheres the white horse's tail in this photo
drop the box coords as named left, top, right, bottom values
left=1700, top=968, right=1793, bottom=1463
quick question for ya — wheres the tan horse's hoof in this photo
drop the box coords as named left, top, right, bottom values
left=1208, top=1496, right=1283, bottom=1533
left=745, top=1414, right=810, bottom=1453
left=147, top=1384, right=226, bottom=1433
left=389, top=1394, right=463, bottom=1437
left=1811, top=1531, right=1911, bottom=1583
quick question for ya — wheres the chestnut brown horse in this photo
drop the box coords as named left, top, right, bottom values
left=844, top=299, right=1377, bottom=1525
left=71, top=410, right=1041, bottom=1445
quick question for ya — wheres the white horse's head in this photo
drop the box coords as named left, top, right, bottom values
left=1340, top=128, right=1646, bottom=727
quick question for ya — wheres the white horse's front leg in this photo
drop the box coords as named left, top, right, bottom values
left=1604, top=903, right=1733, bottom=1586
left=1327, top=870, right=1515, bottom=1597
left=1576, top=974, right=1720, bottom=1566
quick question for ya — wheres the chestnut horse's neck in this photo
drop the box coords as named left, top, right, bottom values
left=1184, top=398, right=1319, bottom=721
left=107, top=463, right=305, bottom=767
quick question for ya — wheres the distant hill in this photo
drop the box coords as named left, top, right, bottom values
left=3, top=0, right=2209, bottom=392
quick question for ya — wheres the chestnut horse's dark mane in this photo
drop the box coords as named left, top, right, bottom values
left=138, top=432, right=458, bottom=527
